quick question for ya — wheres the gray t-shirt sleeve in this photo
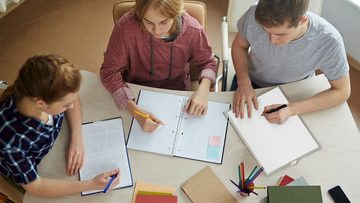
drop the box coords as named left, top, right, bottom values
left=317, top=33, right=349, bottom=81
left=237, top=6, right=252, bottom=41
left=237, top=5, right=263, bottom=43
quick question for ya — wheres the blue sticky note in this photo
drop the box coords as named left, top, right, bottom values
left=207, top=145, right=220, bottom=160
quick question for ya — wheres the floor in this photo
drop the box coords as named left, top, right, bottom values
left=0, top=0, right=359, bottom=202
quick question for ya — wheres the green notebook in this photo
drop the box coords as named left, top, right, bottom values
left=267, top=186, right=323, bottom=203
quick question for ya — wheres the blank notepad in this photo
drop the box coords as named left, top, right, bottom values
left=127, top=90, right=230, bottom=164
left=226, top=87, right=319, bottom=175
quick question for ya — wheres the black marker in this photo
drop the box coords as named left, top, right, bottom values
left=265, top=104, right=287, bottom=114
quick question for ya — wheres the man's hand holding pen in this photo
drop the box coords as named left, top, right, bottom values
left=262, top=104, right=291, bottom=124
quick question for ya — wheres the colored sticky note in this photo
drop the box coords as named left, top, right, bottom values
left=207, top=145, right=220, bottom=160
left=208, top=136, right=221, bottom=146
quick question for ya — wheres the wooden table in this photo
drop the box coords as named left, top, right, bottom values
left=24, top=71, right=360, bottom=203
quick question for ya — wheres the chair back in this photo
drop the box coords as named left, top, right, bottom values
left=113, top=0, right=206, bottom=30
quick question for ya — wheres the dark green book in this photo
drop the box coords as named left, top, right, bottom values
left=267, top=186, right=323, bottom=203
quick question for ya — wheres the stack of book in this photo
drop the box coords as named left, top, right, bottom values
left=267, top=175, right=323, bottom=203
left=132, top=181, right=177, bottom=203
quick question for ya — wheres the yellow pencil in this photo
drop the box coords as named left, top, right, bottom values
left=134, top=110, right=150, bottom=119
left=248, top=186, right=266, bottom=189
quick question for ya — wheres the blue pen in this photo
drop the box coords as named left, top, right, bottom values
left=103, top=174, right=117, bottom=193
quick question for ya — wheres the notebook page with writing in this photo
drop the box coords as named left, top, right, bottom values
left=174, top=100, right=230, bottom=163
left=80, top=117, right=133, bottom=195
left=226, top=87, right=319, bottom=175
left=127, top=90, right=184, bottom=155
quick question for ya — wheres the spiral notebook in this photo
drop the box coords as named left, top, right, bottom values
left=79, top=117, right=133, bottom=195
left=225, top=87, right=320, bottom=175
left=127, top=90, right=230, bottom=164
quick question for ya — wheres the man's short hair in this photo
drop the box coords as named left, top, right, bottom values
left=255, top=0, right=309, bottom=28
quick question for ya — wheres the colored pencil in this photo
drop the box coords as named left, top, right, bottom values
left=245, top=167, right=264, bottom=187
left=238, top=165, right=241, bottom=186
left=229, top=179, right=240, bottom=190
left=246, top=165, right=257, bottom=183
left=248, top=186, right=266, bottom=189
left=240, top=162, right=245, bottom=189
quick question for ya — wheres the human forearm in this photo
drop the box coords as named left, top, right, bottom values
left=231, top=34, right=258, bottom=118
left=198, top=77, right=212, bottom=92
left=64, top=96, right=85, bottom=175
left=65, top=96, right=82, bottom=136
left=289, top=88, right=349, bottom=116
left=127, top=100, right=139, bottom=117
left=288, top=75, right=350, bottom=116
left=231, top=34, right=251, bottom=87
left=23, top=178, right=94, bottom=197
left=23, top=168, right=120, bottom=197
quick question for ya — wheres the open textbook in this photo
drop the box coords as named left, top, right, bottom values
left=80, top=117, right=133, bottom=195
left=225, top=87, right=319, bottom=175
left=127, top=90, right=230, bottom=164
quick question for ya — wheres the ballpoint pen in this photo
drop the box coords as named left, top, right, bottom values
left=103, top=174, right=117, bottom=193
left=264, top=104, right=287, bottom=114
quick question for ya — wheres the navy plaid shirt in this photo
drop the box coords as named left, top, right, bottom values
left=0, top=96, right=64, bottom=184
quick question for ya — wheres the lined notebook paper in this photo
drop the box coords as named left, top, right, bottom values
left=127, top=90, right=230, bottom=164
left=226, top=87, right=319, bottom=175
left=80, top=117, right=133, bottom=195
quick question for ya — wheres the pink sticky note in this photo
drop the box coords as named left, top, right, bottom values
left=208, top=136, right=221, bottom=146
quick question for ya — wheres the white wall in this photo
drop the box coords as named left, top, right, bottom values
left=322, top=0, right=360, bottom=61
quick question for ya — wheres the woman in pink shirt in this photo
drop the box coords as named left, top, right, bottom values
left=100, top=0, right=217, bottom=133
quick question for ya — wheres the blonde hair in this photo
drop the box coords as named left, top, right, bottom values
left=0, top=54, right=81, bottom=104
left=135, top=0, right=184, bottom=35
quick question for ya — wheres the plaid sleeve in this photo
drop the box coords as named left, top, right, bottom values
left=1, top=150, right=39, bottom=185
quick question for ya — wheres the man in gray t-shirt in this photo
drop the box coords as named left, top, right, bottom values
left=231, top=0, right=350, bottom=124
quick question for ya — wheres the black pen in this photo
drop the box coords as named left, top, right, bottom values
left=265, top=104, right=287, bottom=114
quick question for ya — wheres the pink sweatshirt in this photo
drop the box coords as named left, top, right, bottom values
left=100, top=10, right=217, bottom=109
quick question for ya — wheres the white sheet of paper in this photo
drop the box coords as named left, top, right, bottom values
left=226, top=87, right=319, bottom=175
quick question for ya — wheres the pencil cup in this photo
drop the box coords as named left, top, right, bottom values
left=239, top=182, right=254, bottom=197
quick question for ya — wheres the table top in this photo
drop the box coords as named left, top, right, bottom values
left=24, top=70, right=360, bottom=203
